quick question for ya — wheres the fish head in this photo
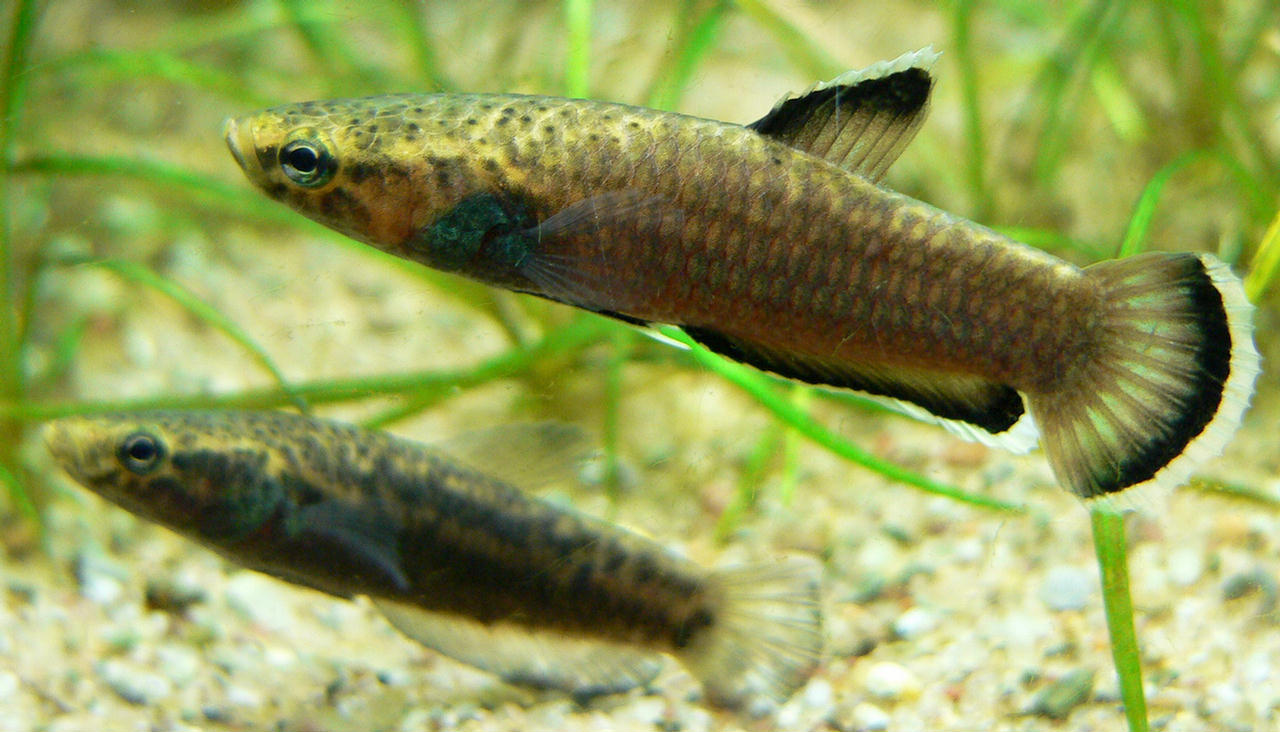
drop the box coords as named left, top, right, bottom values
left=43, top=413, right=280, bottom=541
left=224, top=95, right=500, bottom=265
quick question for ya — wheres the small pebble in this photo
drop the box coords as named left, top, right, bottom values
left=1166, top=546, right=1205, bottom=587
left=157, top=644, right=201, bottom=685
left=97, top=659, right=173, bottom=705
left=892, top=607, right=938, bottom=639
left=145, top=575, right=207, bottom=614
left=1027, top=668, right=1094, bottom=720
left=224, top=572, right=297, bottom=631
left=72, top=552, right=126, bottom=606
left=803, top=677, right=833, bottom=708
left=864, top=661, right=921, bottom=701
left=225, top=683, right=263, bottom=709
left=829, top=700, right=890, bottom=732
left=1039, top=566, right=1095, bottom=611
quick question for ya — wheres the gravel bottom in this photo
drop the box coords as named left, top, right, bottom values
left=9, top=163, right=1280, bottom=732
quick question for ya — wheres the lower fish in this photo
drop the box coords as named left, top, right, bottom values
left=224, top=48, right=1259, bottom=502
left=44, top=410, right=822, bottom=708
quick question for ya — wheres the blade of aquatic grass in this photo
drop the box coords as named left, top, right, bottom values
left=1226, top=2, right=1279, bottom=72
left=1089, top=59, right=1146, bottom=142
left=645, top=0, right=729, bottom=109
left=1, top=0, right=41, bottom=400
left=1187, top=477, right=1280, bottom=508
left=1244, top=208, right=1280, bottom=303
left=276, top=0, right=366, bottom=89
left=733, top=0, right=841, bottom=81
left=600, top=328, right=633, bottom=508
left=1116, top=150, right=1208, bottom=258
left=714, top=424, right=780, bottom=544
left=776, top=384, right=808, bottom=505
left=658, top=326, right=1025, bottom=513
left=382, top=1, right=455, bottom=92
left=1168, top=0, right=1280, bottom=191
left=1029, top=0, right=1130, bottom=184
left=0, top=459, right=38, bottom=524
left=1090, top=507, right=1149, bottom=732
left=64, top=257, right=308, bottom=414
left=563, top=0, right=592, bottom=98
left=0, top=315, right=612, bottom=422
left=43, top=49, right=275, bottom=109
left=951, top=0, right=992, bottom=221
left=0, top=0, right=42, bottom=521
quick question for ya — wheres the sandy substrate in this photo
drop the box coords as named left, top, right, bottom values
left=4, top=225, right=1278, bottom=732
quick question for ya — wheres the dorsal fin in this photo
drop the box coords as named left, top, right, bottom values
left=748, top=47, right=939, bottom=181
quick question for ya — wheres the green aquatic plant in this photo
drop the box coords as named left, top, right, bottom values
left=1, top=2, right=1276, bottom=731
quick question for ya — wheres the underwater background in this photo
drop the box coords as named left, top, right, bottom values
left=2, top=1, right=1279, bottom=730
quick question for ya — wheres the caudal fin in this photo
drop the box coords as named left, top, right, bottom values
left=678, top=556, right=823, bottom=710
left=1027, top=252, right=1259, bottom=501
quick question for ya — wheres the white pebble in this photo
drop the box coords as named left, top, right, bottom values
left=98, top=659, right=173, bottom=705
left=225, top=683, right=263, bottom=708
left=804, top=677, right=834, bottom=708
left=851, top=701, right=890, bottom=730
left=1038, top=565, right=1095, bottom=611
left=156, top=644, right=201, bottom=685
left=864, top=661, right=921, bottom=701
left=892, top=607, right=938, bottom=639
left=224, top=573, right=296, bottom=631
left=0, top=671, right=18, bottom=701
left=1167, top=546, right=1204, bottom=587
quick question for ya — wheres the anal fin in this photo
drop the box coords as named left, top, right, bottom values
left=374, top=599, right=663, bottom=700
left=682, top=325, right=1035, bottom=449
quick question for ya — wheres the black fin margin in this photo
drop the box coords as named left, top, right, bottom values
left=683, top=325, right=1024, bottom=434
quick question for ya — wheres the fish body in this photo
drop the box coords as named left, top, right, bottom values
left=44, top=410, right=822, bottom=707
left=225, top=49, right=1259, bottom=501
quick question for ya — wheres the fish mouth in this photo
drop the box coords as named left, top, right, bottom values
left=223, top=116, right=251, bottom=173
left=42, top=419, right=81, bottom=474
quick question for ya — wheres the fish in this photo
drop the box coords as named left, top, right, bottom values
left=43, top=410, right=823, bottom=708
left=223, top=48, right=1260, bottom=502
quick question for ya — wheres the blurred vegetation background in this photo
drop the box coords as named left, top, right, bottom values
left=0, top=1, right=1276, bottom=730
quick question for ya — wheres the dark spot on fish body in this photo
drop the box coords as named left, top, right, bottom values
left=672, top=606, right=715, bottom=650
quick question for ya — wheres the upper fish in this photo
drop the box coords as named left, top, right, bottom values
left=44, top=410, right=822, bottom=708
left=224, top=48, right=1259, bottom=502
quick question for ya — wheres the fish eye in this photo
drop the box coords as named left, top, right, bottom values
left=118, top=432, right=166, bottom=475
left=280, top=139, right=335, bottom=187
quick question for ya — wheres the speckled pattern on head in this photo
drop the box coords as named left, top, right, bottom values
left=44, top=410, right=823, bottom=706
left=224, top=50, right=1257, bottom=501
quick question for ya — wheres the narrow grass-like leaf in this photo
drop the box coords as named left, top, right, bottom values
left=1029, top=0, right=1130, bottom=183
left=1187, top=477, right=1280, bottom=508
left=733, top=0, right=841, bottom=81
left=44, top=49, right=275, bottom=108
left=600, top=328, right=633, bottom=507
left=563, top=0, right=592, bottom=97
left=1, top=0, right=42, bottom=399
left=1090, top=507, right=1149, bottom=732
left=775, top=383, right=809, bottom=504
left=0, top=315, right=612, bottom=422
left=714, top=424, right=779, bottom=543
left=646, top=0, right=729, bottom=110
left=659, top=326, right=1025, bottom=513
left=1089, top=58, right=1146, bottom=142
left=1244, top=208, right=1280, bottom=303
left=382, top=2, right=455, bottom=91
left=0, top=459, right=38, bottom=523
left=1168, top=0, right=1279, bottom=191
left=71, top=257, right=308, bottom=414
left=951, top=0, right=992, bottom=220
left=1116, top=150, right=1207, bottom=257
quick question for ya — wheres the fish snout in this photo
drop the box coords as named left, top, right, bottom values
left=42, top=419, right=78, bottom=470
left=223, top=116, right=252, bottom=174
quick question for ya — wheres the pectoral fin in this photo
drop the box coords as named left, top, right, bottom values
left=749, top=47, right=938, bottom=181
left=374, top=599, right=663, bottom=699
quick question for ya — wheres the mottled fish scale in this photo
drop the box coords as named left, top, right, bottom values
left=226, top=48, right=1257, bottom=499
